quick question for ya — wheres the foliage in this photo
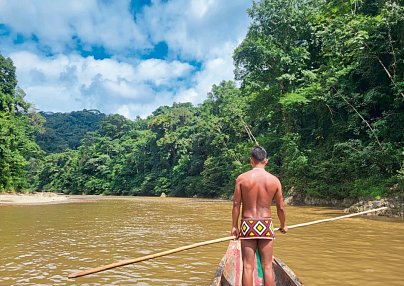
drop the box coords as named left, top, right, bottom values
left=2, top=0, right=403, bottom=200
left=0, top=53, right=43, bottom=192
left=233, top=0, right=403, bottom=199
left=36, top=110, right=106, bottom=153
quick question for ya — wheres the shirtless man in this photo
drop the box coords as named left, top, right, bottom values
left=231, top=146, right=287, bottom=286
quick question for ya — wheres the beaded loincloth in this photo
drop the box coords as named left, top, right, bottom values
left=239, top=218, right=275, bottom=239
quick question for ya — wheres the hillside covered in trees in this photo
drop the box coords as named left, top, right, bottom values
left=36, top=110, right=106, bottom=153
left=1, top=0, right=403, bottom=201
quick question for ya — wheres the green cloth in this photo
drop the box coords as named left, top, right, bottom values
left=256, top=249, right=264, bottom=278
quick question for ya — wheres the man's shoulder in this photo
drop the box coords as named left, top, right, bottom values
left=236, top=170, right=252, bottom=181
left=236, top=172, right=247, bottom=180
left=265, top=172, right=281, bottom=182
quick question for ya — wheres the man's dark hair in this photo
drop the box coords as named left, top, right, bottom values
left=251, top=145, right=267, bottom=162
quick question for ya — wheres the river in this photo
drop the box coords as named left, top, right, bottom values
left=0, top=197, right=403, bottom=285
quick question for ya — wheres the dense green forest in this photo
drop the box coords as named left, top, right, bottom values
left=36, top=110, right=106, bottom=153
left=0, top=55, right=43, bottom=191
left=1, top=0, right=403, bottom=200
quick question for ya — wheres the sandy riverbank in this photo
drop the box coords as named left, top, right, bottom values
left=0, top=193, right=94, bottom=205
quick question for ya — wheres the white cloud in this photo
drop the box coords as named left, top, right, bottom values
left=24, top=85, right=81, bottom=111
left=140, top=0, right=250, bottom=60
left=189, top=0, right=216, bottom=19
left=1, top=0, right=251, bottom=118
left=0, top=0, right=149, bottom=54
left=10, top=51, right=194, bottom=118
left=174, top=88, right=199, bottom=103
left=135, top=59, right=194, bottom=86
left=174, top=43, right=236, bottom=105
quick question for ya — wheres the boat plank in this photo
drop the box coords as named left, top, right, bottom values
left=212, top=241, right=302, bottom=286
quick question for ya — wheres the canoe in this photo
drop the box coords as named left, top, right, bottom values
left=212, top=240, right=302, bottom=286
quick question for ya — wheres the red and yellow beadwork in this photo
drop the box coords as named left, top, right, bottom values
left=239, top=218, right=275, bottom=239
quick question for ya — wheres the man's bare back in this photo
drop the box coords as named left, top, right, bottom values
left=231, top=146, right=287, bottom=286
left=231, top=166, right=286, bottom=238
left=237, top=168, right=281, bottom=219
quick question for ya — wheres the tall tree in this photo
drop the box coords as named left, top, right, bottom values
left=0, top=53, right=43, bottom=191
left=233, top=0, right=403, bottom=199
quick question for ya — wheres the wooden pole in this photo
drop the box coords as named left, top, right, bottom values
left=287, top=206, right=387, bottom=230
left=68, top=206, right=387, bottom=278
left=68, top=235, right=234, bottom=278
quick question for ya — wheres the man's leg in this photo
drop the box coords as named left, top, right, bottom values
left=258, top=239, right=274, bottom=286
left=241, top=239, right=257, bottom=286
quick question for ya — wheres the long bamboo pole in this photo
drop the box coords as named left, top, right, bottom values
left=286, top=206, right=387, bottom=230
left=68, top=206, right=387, bottom=278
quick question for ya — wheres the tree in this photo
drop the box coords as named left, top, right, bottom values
left=233, top=0, right=403, bottom=199
left=36, top=110, right=106, bottom=153
left=0, top=53, right=43, bottom=192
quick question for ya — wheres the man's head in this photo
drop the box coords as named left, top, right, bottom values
left=250, top=145, right=268, bottom=165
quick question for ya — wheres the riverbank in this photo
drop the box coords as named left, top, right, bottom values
left=0, top=193, right=100, bottom=205
left=284, top=187, right=403, bottom=218
left=2, top=192, right=402, bottom=218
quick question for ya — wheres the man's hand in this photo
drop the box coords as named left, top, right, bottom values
left=231, top=226, right=239, bottom=239
left=279, top=226, right=288, bottom=234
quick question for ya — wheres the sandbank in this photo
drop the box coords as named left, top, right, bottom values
left=0, top=193, right=82, bottom=205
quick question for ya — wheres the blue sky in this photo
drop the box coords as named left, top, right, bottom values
left=0, top=0, right=251, bottom=118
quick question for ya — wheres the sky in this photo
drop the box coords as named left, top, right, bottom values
left=0, top=0, right=252, bottom=118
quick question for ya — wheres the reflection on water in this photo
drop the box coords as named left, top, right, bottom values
left=0, top=197, right=403, bottom=285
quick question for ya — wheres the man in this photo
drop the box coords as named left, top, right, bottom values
left=231, top=146, right=287, bottom=286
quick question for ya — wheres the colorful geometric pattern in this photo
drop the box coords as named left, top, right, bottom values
left=239, top=218, right=275, bottom=240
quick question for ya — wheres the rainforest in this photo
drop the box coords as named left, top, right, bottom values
left=1, top=0, right=403, bottom=201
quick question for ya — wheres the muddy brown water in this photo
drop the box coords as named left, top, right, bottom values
left=0, top=196, right=403, bottom=285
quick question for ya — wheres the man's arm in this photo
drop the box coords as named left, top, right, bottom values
left=231, top=177, right=242, bottom=238
left=274, top=179, right=287, bottom=233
